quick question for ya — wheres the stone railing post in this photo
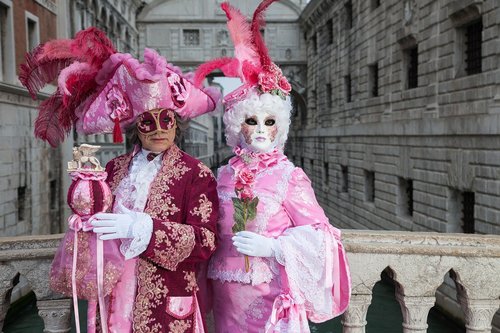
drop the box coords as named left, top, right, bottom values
left=37, top=298, right=72, bottom=333
left=458, top=297, right=500, bottom=333
left=396, top=294, right=435, bottom=333
left=342, top=294, right=372, bottom=333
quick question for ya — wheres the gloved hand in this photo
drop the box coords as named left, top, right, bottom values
left=232, top=231, right=278, bottom=258
left=91, top=204, right=150, bottom=240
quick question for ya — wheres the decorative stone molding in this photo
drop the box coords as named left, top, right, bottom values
left=456, top=296, right=500, bottom=333
left=37, top=299, right=72, bottom=333
left=448, top=0, right=483, bottom=27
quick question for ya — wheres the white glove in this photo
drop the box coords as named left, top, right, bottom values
left=232, top=231, right=278, bottom=258
left=91, top=204, right=151, bottom=241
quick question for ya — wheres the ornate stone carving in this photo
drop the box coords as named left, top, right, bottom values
left=342, top=294, right=372, bottom=333
left=395, top=294, right=435, bottom=332
left=457, top=297, right=500, bottom=333
left=37, top=299, right=72, bottom=333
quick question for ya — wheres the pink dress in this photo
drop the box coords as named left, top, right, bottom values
left=209, top=148, right=351, bottom=333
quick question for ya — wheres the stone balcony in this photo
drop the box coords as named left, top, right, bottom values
left=1, top=230, right=500, bottom=333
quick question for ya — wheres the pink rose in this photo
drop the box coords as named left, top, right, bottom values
left=258, top=73, right=278, bottom=92
left=278, top=76, right=292, bottom=93
left=240, top=187, right=254, bottom=200
left=236, top=168, right=256, bottom=186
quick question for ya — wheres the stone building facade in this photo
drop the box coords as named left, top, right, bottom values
left=291, top=0, right=500, bottom=237
left=0, top=0, right=61, bottom=237
left=292, top=0, right=500, bottom=327
left=0, top=0, right=141, bottom=237
left=137, top=0, right=309, bottom=168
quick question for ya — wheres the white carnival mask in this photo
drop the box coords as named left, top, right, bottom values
left=240, top=111, right=278, bottom=153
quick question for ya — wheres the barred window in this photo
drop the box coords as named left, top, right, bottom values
left=368, top=63, right=379, bottom=97
left=364, top=170, right=375, bottom=202
left=341, top=165, right=348, bottom=192
left=344, top=75, right=352, bottom=102
left=345, top=1, right=353, bottom=29
left=183, top=29, right=200, bottom=46
left=371, top=0, right=381, bottom=10
left=326, top=83, right=332, bottom=108
left=462, top=191, right=475, bottom=233
left=398, top=178, right=413, bottom=217
left=326, top=19, right=333, bottom=45
left=465, top=19, right=482, bottom=75
left=407, top=46, right=418, bottom=89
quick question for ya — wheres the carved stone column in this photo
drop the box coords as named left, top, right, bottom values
left=37, top=299, right=72, bottom=333
left=396, top=294, right=435, bottom=333
left=459, top=298, right=500, bottom=333
left=342, top=294, right=372, bottom=333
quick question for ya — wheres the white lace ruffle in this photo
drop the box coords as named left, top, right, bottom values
left=208, top=256, right=275, bottom=286
left=277, top=225, right=333, bottom=317
left=114, top=151, right=160, bottom=259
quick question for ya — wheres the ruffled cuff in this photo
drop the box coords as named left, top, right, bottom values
left=120, top=212, right=153, bottom=260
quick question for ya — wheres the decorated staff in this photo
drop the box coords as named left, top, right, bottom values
left=195, top=1, right=352, bottom=332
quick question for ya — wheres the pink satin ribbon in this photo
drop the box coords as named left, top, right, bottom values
left=68, top=214, right=108, bottom=333
left=325, top=226, right=341, bottom=311
left=266, top=293, right=304, bottom=333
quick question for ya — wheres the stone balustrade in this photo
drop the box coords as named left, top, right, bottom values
left=0, top=230, right=500, bottom=332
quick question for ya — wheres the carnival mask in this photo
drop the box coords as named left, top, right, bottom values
left=137, top=109, right=177, bottom=153
left=240, top=112, right=278, bottom=153
left=136, top=109, right=176, bottom=135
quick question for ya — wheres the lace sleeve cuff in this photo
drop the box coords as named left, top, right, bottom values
left=120, top=212, right=153, bottom=260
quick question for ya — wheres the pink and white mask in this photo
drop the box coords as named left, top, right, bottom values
left=240, top=112, right=278, bottom=153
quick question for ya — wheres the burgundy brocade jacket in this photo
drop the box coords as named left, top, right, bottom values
left=105, top=144, right=218, bottom=333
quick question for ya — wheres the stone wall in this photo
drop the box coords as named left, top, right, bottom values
left=0, top=84, right=63, bottom=236
left=291, top=0, right=500, bottom=234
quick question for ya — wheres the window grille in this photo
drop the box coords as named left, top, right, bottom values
left=465, top=19, right=482, bottom=75
left=18, top=186, right=27, bottom=221
left=406, top=179, right=413, bottom=216
left=345, top=1, right=353, bottom=29
left=326, top=83, right=332, bottom=108
left=341, top=165, right=348, bottom=192
left=462, top=191, right=475, bottom=233
left=326, top=19, right=333, bottom=45
left=369, top=63, right=378, bottom=97
left=183, top=29, right=200, bottom=46
left=407, top=46, right=418, bottom=89
left=345, top=75, right=352, bottom=102
left=324, top=162, right=329, bottom=185
left=365, top=170, right=375, bottom=202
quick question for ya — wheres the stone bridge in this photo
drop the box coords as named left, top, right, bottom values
left=1, top=230, right=499, bottom=332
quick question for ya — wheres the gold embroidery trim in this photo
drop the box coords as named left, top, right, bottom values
left=183, top=271, right=198, bottom=293
left=197, top=162, right=214, bottom=179
left=145, top=145, right=190, bottom=220
left=189, top=194, right=213, bottom=224
left=168, top=319, right=192, bottom=333
left=133, top=259, right=169, bottom=333
left=200, top=228, right=216, bottom=252
left=153, top=222, right=196, bottom=271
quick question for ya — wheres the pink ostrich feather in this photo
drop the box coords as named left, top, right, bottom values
left=194, top=57, right=233, bottom=87
left=221, top=2, right=260, bottom=69
left=19, top=40, right=75, bottom=99
left=251, top=0, right=280, bottom=69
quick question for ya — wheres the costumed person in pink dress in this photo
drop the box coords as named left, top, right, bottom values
left=20, top=27, right=221, bottom=333
left=194, top=1, right=352, bottom=332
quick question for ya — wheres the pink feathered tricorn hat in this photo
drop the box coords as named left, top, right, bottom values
left=20, top=27, right=220, bottom=147
left=194, top=0, right=292, bottom=111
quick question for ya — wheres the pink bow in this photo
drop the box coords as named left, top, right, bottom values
left=68, top=214, right=93, bottom=232
left=266, top=293, right=302, bottom=333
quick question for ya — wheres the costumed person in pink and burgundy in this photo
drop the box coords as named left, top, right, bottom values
left=20, top=27, right=221, bottom=333
left=194, top=1, right=352, bottom=332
